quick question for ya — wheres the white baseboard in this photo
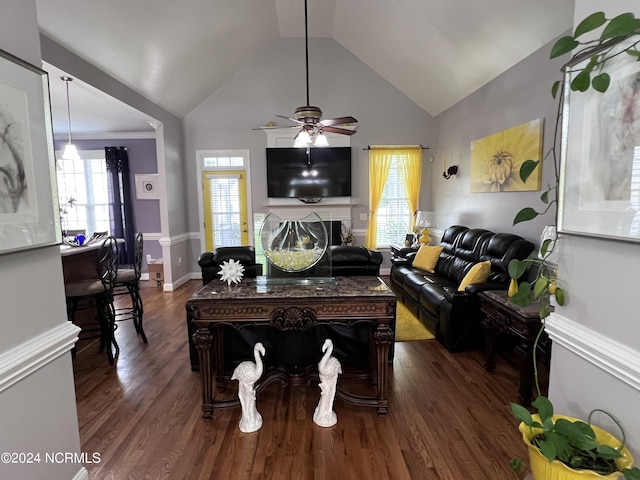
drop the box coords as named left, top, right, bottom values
left=163, top=272, right=201, bottom=291
left=0, top=322, right=80, bottom=393
left=72, top=466, right=89, bottom=480
left=545, top=312, right=640, bottom=393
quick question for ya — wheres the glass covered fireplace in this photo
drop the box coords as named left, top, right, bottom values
left=259, top=212, right=335, bottom=283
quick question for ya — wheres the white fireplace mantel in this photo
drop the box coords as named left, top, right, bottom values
left=264, top=197, right=354, bottom=222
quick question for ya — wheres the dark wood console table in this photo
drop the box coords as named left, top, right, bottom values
left=186, top=276, right=396, bottom=420
left=479, top=290, right=550, bottom=406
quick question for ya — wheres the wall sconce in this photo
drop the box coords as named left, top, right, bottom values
left=443, top=165, right=458, bottom=179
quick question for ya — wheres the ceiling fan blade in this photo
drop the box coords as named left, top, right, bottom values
left=252, top=125, right=300, bottom=131
left=276, top=114, right=304, bottom=125
left=323, top=125, right=357, bottom=135
left=320, top=116, right=358, bottom=127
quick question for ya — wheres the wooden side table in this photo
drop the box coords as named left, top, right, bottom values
left=479, top=290, right=550, bottom=406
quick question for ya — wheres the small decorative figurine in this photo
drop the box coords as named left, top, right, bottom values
left=313, top=338, right=342, bottom=427
left=218, top=258, right=245, bottom=286
left=231, top=342, right=266, bottom=433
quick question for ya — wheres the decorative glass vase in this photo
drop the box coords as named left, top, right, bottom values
left=260, top=212, right=328, bottom=273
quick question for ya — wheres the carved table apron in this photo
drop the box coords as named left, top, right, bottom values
left=186, top=276, right=396, bottom=419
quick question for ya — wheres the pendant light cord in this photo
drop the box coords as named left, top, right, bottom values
left=62, top=76, right=73, bottom=144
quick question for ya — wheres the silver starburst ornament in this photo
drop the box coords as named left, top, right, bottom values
left=218, top=259, right=245, bottom=286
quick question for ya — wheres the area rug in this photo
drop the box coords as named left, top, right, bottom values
left=395, top=301, right=435, bottom=341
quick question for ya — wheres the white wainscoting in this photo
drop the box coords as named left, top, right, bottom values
left=545, top=312, right=640, bottom=393
left=0, top=322, right=80, bottom=393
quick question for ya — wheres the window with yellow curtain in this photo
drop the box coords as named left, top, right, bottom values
left=365, top=146, right=422, bottom=249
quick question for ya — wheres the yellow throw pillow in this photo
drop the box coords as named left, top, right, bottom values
left=411, top=245, right=443, bottom=273
left=458, top=260, right=492, bottom=291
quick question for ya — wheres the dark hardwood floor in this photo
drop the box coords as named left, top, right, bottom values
left=72, top=279, right=530, bottom=479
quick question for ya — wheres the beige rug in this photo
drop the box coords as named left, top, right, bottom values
left=395, top=301, right=435, bottom=341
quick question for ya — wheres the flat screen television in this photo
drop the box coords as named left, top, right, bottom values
left=266, top=147, right=352, bottom=201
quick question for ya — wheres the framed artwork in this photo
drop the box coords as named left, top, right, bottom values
left=470, top=119, right=543, bottom=192
left=404, top=233, right=415, bottom=247
left=558, top=38, right=640, bottom=243
left=135, top=173, right=160, bottom=199
left=0, top=48, right=60, bottom=255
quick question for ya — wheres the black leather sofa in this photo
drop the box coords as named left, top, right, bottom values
left=189, top=245, right=383, bottom=371
left=390, top=225, right=534, bottom=352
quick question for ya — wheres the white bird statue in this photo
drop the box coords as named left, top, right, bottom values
left=231, top=342, right=266, bottom=433
left=313, top=338, right=342, bottom=427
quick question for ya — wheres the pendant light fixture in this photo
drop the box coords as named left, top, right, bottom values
left=60, top=76, right=80, bottom=161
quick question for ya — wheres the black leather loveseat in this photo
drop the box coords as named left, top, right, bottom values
left=390, top=225, right=534, bottom=352
left=189, top=245, right=383, bottom=371
left=319, top=245, right=383, bottom=276
left=265, top=245, right=383, bottom=278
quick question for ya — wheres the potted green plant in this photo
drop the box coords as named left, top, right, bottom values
left=511, top=396, right=639, bottom=479
left=507, top=11, right=640, bottom=480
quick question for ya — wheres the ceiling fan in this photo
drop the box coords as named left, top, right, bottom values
left=256, top=0, right=358, bottom=146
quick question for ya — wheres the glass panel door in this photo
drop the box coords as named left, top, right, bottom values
left=202, top=170, right=249, bottom=250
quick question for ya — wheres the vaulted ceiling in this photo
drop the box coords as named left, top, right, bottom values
left=36, top=0, right=574, bottom=136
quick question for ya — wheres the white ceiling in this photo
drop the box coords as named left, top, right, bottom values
left=44, top=62, right=157, bottom=136
left=36, top=0, right=574, bottom=136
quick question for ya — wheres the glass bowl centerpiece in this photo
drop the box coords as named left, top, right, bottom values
left=260, top=212, right=328, bottom=273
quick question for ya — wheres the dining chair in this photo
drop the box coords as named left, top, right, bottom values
left=113, top=232, right=147, bottom=343
left=65, top=236, right=120, bottom=365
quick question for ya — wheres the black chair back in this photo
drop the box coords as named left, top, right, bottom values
left=97, top=236, right=119, bottom=292
left=133, top=232, right=143, bottom=280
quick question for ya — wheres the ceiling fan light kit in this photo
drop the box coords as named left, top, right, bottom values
left=313, top=133, right=329, bottom=147
left=293, top=130, right=311, bottom=148
left=257, top=0, right=358, bottom=147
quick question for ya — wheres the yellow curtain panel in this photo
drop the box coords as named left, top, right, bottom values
left=365, top=149, right=393, bottom=249
left=397, top=148, right=423, bottom=230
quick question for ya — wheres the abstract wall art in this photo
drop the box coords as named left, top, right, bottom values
left=558, top=37, right=640, bottom=243
left=0, top=48, right=60, bottom=254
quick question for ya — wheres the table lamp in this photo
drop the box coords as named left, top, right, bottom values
left=415, top=211, right=435, bottom=245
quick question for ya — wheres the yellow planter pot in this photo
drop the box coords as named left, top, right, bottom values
left=520, top=414, right=635, bottom=480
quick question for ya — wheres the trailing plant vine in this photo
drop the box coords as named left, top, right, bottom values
left=507, top=11, right=640, bottom=480
left=509, top=11, right=640, bottom=314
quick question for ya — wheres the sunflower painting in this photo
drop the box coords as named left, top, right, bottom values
left=470, top=119, right=543, bottom=192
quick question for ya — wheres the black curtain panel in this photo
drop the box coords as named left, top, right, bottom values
left=105, top=146, right=135, bottom=264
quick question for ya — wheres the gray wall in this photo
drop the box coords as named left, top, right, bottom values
left=433, top=0, right=640, bottom=461
left=545, top=0, right=640, bottom=460
left=184, top=37, right=436, bottom=248
left=433, top=37, right=565, bottom=244
left=0, top=1, right=84, bottom=479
